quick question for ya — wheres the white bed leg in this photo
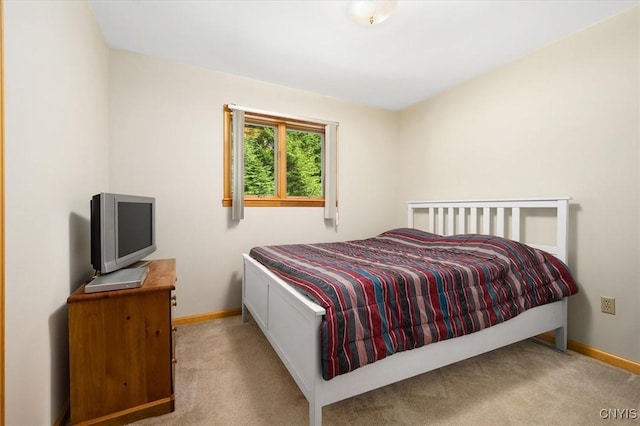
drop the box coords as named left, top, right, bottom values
left=241, top=303, right=248, bottom=323
left=555, top=326, right=567, bottom=352
left=554, top=298, right=568, bottom=352
left=309, top=402, right=322, bottom=426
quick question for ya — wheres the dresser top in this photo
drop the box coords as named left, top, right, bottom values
left=68, top=258, right=176, bottom=303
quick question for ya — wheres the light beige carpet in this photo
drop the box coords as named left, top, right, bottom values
left=131, top=316, right=639, bottom=426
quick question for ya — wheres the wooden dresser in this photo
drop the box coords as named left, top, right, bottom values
left=68, top=259, right=177, bottom=425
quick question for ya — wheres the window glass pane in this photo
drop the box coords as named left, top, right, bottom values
left=286, top=129, right=322, bottom=197
left=244, top=124, right=276, bottom=196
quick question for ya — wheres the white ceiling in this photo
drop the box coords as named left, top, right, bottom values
left=89, top=0, right=638, bottom=111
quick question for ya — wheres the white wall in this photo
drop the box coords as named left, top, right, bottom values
left=4, top=1, right=110, bottom=424
left=108, top=50, right=402, bottom=317
left=399, top=7, right=639, bottom=362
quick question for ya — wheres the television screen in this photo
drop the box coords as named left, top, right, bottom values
left=118, top=202, right=153, bottom=257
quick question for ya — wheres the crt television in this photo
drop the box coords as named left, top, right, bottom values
left=91, top=192, right=157, bottom=274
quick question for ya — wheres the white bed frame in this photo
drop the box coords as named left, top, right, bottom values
left=242, top=197, right=571, bottom=426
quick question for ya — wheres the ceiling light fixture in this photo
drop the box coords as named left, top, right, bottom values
left=347, top=1, right=398, bottom=26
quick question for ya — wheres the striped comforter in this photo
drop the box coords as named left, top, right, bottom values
left=249, top=228, right=578, bottom=380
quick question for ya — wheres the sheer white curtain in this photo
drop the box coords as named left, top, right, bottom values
left=324, top=123, right=338, bottom=222
left=231, top=109, right=245, bottom=220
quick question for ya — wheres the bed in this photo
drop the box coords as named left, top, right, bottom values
left=241, top=197, right=577, bottom=425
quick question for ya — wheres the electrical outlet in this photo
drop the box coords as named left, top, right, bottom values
left=601, top=296, right=616, bottom=315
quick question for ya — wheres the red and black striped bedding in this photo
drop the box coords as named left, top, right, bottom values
left=249, top=228, right=578, bottom=380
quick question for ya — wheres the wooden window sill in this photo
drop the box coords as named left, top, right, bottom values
left=222, top=198, right=325, bottom=207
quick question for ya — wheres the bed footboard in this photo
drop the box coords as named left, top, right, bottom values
left=242, top=254, right=325, bottom=424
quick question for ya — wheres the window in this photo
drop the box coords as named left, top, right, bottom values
left=222, top=105, right=330, bottom=208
